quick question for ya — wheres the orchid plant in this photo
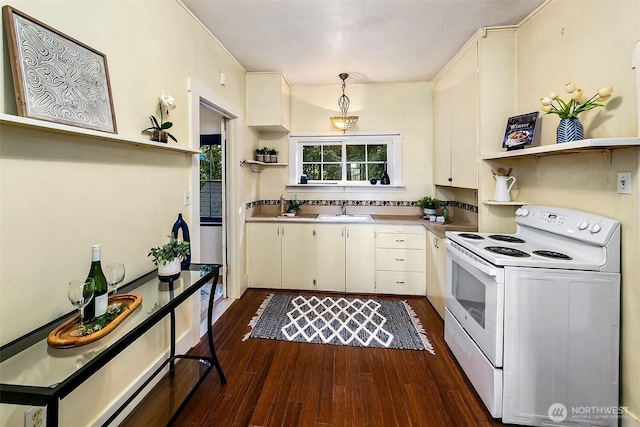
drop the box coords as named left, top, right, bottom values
left=539, top=83, right=613, bottom=119
left=142, top=91, right=177, bottom=142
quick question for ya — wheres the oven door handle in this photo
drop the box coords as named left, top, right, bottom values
left=444, top=239, right=497, bottom=277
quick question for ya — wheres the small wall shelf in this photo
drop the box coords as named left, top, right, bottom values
left=240, top=159, right=288, bottom=173
left=0, top=113, right=200, bottom=154
left=482, top=200, right=527, bottom=206
left=482, top=137, right=640, bottom=160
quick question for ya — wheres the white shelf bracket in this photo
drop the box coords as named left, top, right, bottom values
left=240, top=159, right=262, bottom=173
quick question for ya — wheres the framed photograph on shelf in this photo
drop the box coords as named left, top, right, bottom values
left=502, top=112, right=539, bottom=151
left=3, top=6, right=117, bottom=133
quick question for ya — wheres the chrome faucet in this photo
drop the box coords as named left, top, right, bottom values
left=341, top=202, right=347, bottom=215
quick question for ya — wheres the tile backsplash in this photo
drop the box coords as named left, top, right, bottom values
left=246, top=199, right=478, bottom=214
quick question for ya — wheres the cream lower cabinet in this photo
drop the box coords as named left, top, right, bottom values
left=315, top=224, right=375, bottom=293
left=426, top=231, right=446, bottom=318
left=376, top=225, right=426, bottom=295
left=247, top=222, right=315, bottom=290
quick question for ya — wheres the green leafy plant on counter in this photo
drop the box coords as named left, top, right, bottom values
left=287, top=199, right=302, bottom=213
left=417, top=196, right=440, bottom=210
left=148, top=235, right=190, bottom=265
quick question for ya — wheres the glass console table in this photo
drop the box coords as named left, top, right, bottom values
left=0, top=264, right=226, bottom=426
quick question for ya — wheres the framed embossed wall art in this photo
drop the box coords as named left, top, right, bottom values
left=3, top=6, right=117, bottom=133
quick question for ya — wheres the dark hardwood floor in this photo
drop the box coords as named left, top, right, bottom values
left=122, top=289, right=504, bottom=427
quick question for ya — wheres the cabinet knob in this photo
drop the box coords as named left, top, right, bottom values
left=448, top=177, right=453, bottom=182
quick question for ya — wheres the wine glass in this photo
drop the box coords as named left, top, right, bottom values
left=68, top=278, right=95, bottom=337
left=106, top=263, right=125, bottom=295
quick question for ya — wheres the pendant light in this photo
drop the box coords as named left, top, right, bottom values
left=330, top=73, right=359, bottom=132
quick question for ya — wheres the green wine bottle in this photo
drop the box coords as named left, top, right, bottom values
left=85, top=244, right=108, bottom=321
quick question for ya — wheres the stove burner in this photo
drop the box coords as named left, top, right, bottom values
left=533, top=250, right=573, bottom=260
left=458, top=233, right=484, bottom=240
left=489, top=234, right=526, bottom=244
left=485, top=246, right=531, bottom=257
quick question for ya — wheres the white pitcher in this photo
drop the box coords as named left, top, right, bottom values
left=493, top=175, right=516, bottom=202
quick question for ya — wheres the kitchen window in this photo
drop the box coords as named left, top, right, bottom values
left=288, top=132, right=403, bottom=189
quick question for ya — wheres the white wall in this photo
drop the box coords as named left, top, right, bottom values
left=510, top=0, right=640, bottom=422
left=0, top=1, right=250, bottom=425
left=255, top=81, right=433, bottom=201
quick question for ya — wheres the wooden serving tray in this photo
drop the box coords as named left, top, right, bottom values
left=47, top=293, right=142, bottom=348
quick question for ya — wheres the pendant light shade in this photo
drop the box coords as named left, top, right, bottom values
left=330, top=73, right=358, bottom=132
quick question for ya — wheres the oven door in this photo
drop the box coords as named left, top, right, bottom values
left=445, top=239, right=504, bottom=367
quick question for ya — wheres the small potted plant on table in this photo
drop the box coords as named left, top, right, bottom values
left=148, top=235, right=190, bottom=281
left=417, top=196, right=441, bottom=216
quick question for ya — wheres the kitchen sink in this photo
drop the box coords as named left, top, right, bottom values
left=315, top=213, right=374, bottom=222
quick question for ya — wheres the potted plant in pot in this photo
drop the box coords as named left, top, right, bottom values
left=286, top=199, right=302, bottom=216
left=271, top=148, right=279, bottom=163
left=417, top=196, right=441, bottom=216
left=148, top=235, right=190, bottom=281
left=255, top=148, right=265, bottom=162
left=141, top=91, right=178, bottom=143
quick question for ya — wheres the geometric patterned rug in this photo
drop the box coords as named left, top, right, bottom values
left=242, top=294, right=435, bottom=354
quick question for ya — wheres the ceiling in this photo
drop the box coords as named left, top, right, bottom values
left=181, top=0, right=545, bottom=86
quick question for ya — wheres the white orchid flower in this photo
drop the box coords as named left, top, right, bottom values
left=597, top=86, right=613, bottom=97
left=541, top=105, right=553, bottom=113
left=549, top=91, right=558, bottom=99
left=540, top=97, right=553, bottom=106
left=565, top=82, right=577, bottom=93
left=160, top=91, right=176, bottom=115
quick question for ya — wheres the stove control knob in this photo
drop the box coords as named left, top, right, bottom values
left=578, top=220, right=589, bottom=230
left=589, top=223, right=602, bottom=233
left=517, top=208, right=529, bottom=217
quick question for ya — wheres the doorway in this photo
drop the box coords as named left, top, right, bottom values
left=188, top=77, right=244, bottom=344
left=198, top=104, right=227, bottom=320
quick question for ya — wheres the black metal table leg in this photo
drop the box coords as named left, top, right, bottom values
left=206, top=272, right=227, bottom=384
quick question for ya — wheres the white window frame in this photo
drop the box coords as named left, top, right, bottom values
left=288, top=131, right=403, bottom=191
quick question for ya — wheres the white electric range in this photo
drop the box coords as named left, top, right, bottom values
left=444, top=206, right=621, bottom=426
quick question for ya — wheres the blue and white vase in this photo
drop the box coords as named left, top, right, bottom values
left=556, top=117, right=584, bottom=143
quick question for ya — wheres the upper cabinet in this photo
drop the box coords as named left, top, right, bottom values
left=432, top=28, right=517, bottom=189
left=246, top=72, right=291, bottom=132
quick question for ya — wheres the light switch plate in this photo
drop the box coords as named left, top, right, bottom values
left=617, top=172, right=631, bottom=194
left=184, top=190, right=192, bottom=206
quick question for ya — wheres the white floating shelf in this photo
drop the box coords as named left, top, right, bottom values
left=482, top=200, right=527, bottom=206
left=0, top=113, right=200, bottom=154
left=482, top=137, right=640, bottom=160
left=241, top=160, right=288, bottom=166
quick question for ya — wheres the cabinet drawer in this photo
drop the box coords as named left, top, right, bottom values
left=376, top=225, right=425, bottom=235
left=377, top=248, right=424, bottom=272
left=377, top=271, right=425, bottom=295
left=377, top=233, right=425, bottom=249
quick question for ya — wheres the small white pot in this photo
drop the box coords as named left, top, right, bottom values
left=157, top=258, right=181, bottom=279
left=423, top=208, right=437, bottom=216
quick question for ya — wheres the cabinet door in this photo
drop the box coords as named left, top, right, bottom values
left=433, top=73, right=453, bottom=186
left=433, top=42, right=478, bottom=189
left=426, top=232, right=446, bottom=318
left=282, top=224, right=315, bottom=290
left=246, top=73, right=290, bottom=132
left=247, top=223, right=282, bottom=288
left=345, top=226, right=375, bottom=293
left=449, top=43, right=478, bottom=189
left=315, top=224, right=346, bottom=291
